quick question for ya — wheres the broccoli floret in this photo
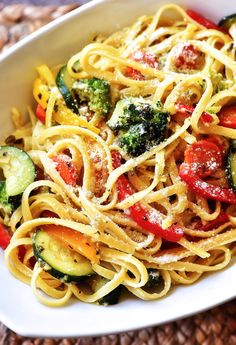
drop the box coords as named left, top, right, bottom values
left=73, top=77, right=111, bottom=117
left=120, top=123, right=149, bottom=157
left=146, top=269, right=161, bottom=288
left=109, top=98, right=170, bottom=157
left=107, top=97, right=155, bottom=131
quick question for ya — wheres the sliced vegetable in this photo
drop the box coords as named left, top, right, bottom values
left=0, top=181, right=9, bottom=208
left=41, top=210, right=58, bottom=218
left=184, top=140, right=222, bottom=178
left=42, top=224, right=99, bottom=263
left=33, top=78, right=50, bottom=109
left=187, top=9, right=225, bottom=32
left=0, top=146, right=35, bottom=197
left=0, top=181, right=21, bottom=213
left=125, top=67, right=144, bottom=80
left=218, top=14, right=236, bottom=30
left=51, top=154, right=77, bottom=186
left=125, top=50, right=159, bottom=80
left=130, top=50, right=159, bottom=68
left=200, top=212, right=229, bottom=231
left=36, top=104, right=46, bottom=124
left=36, top=64, right=55, bottom=86
left=0, top=223, right=11, bottom=250
left=33, top=229, right=94, bottom=283
left=174, top=43, right=203, bottom=70
left=218, top=106, right=236, bottom=129
left=112, top=151, right=184, bottom=242
left=89, top=276, right=122, bottom=305
left=108, top=99, right=170, bottom=157
left=56, top=65, right=79, bottom=114
left=175, top=103, right=213, bottom=124
left=204, top=135, right=229, bottom=156
left=226, top=140, right=236, bottom=192
left=73, top=77, right=111, bottom=117
left=179, top=163, right=236, bottom=204
left=53, top=105, right=100, bottom=134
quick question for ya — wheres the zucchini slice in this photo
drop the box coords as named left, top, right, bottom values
left=0, top=146, right=35, bottom=197
left=226, top=140, right=236, bottom=192
left=33, top=230, right=94, bottom=283
left=218, top=14, right=236, bottom=30
left=0, top=181, right=21, bottom=213
left=56, top=65, right=79, bottom=114
left=89, top=276, right=122, bottom=305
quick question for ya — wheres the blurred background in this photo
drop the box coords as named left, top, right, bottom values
left=1, top=0, right=90, bottom=4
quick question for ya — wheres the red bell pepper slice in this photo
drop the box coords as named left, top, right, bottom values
left=218, top=106, right=236, bottom=129
left=175, top=103, right=213, bottom=125
left=112, top=151, right=184, bottom=242
left=200, top=211, right=229, bottom=231
left=52, top=154, right=77, bottom=186
left=0, top=224, right=11, bottom=250
left=184, top=140, right=222, bottom=178
left=179, top=163, right=236, bottom=204
left=187, top=9, right=225, bottom=32
left=125, top=50, right=158, bottom=80
left=36, top=104, right=46, bottom=124
left=204, top=135, right=229, bottom=156
left=174, top=44, right=202, bottom=70
left=41, top=210, right=58, bottom=218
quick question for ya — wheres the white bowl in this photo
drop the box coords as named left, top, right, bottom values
left=0, top=0, right=236, bottom=338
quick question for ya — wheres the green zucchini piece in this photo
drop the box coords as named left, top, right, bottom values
left=226, top=140, right=236, bottom=192
left=99, top=285, right=122, bottom=306
left=89, top=276, right=122, bottom=305
left=218, top=14, right=236, bottom=30
left=56, top=65, right=79, bottom=114
left=0, top=180, right=22, bottom=213
left=0, top=181, right=8, bottom=205
left=0, top=146, right=35, bottom=197
left=33, top=230, right=94, bottom=283
left=0, top=181, right=11, bottom=213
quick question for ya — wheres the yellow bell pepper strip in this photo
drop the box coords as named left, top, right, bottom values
left=54, top=105, right=100, bottom=134
left=36, top=64, right=55, bottom=86
left=33, top=75, right=99, bottom=133
left=33, top=78, right=50, bottom=109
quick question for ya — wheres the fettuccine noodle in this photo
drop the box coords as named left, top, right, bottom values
left=3, top=3, right=236, bottom=306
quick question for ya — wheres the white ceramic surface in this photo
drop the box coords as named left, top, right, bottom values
left=0, top=0, right=236, bottom=338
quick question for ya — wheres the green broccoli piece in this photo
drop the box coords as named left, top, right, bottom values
left=120, top=123, right=149, bottom=157
left=107, top=97, right=155, bottom=131
left=146, top=269, right=161, bottom=288
left=73, top=77, right=111, bottom=117
left=109, top=98, right=169, bottom=157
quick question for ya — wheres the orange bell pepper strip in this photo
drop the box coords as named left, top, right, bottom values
left=43, top=224, right=99, bottom=263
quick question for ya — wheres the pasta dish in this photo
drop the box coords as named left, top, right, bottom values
left=1, top=4, right=236, bottom=306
